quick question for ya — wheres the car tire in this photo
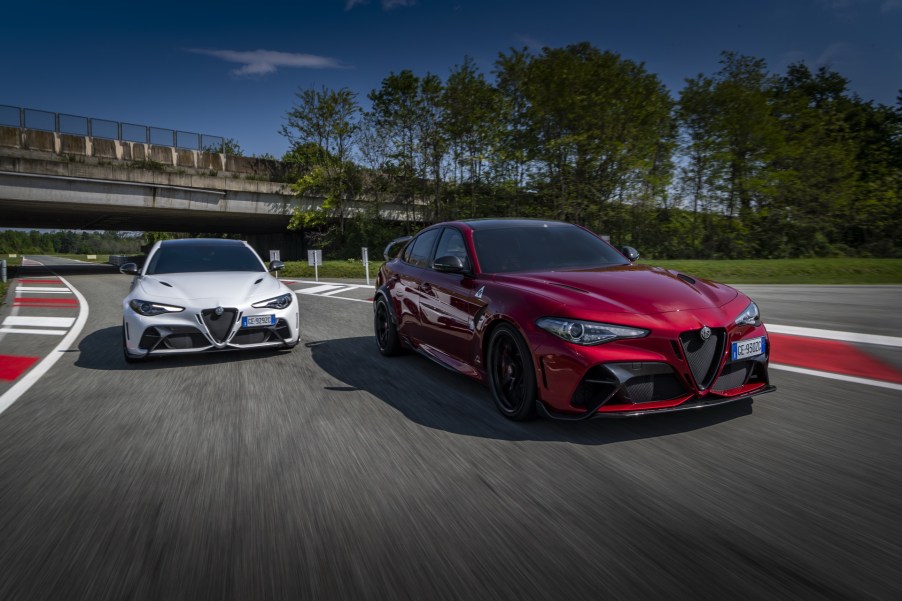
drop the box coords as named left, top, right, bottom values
left=374, top=296, right=402, bottom=356
left=122, top=324, right=145, bottom=364
left=487, top=324, right=537, bottom=421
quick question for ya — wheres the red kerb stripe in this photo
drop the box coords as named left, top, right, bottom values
left=769, top=333, right=902, bottom=384
left=0, top=355, right=40, bottom=381
left=13, top=297, right=77, bottom=305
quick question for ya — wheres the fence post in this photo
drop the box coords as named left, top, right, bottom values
left=1, top=260, right=7, bottom=283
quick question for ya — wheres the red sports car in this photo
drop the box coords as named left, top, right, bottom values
left=374, top=219, right=775, bottom=420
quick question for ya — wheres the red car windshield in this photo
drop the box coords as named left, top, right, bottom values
left=473, top=225, right=628, bottom=273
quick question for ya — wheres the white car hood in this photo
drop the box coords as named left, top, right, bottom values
left=135, top=272, right=285, bottom=307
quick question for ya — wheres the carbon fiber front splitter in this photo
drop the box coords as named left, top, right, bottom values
left=536, top=385, right=777, bottom=421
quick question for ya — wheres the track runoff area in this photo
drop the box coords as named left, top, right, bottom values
left=1, top=276, right=900, bottom=415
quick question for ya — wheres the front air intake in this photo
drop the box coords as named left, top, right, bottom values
left=201, top=308, right=237, bottom=343
left=679, top=328, right=726, bottom=390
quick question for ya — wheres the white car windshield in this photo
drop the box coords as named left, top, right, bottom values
left=145, top=245, right=266, bottom=274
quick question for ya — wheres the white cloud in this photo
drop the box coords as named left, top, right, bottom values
left=188, top=48, right=349, bottom=77
left=818, top=0, right=901, bottom=11
left=816, top=42, right=855, bottom=67
left=345, top=0, right=417, bottom=10
left=515, top=35, right=545, bottom=50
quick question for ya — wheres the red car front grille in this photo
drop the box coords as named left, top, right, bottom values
left=679, top=328, right=726, bottom=390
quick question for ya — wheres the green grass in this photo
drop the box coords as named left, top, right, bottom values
left=279, top=260, right=379, bottom=280
left=641, top=258, right=902, bottom=284
left=0, top=254, right=110, bottom=266
left=2, top=253, right=899, bottom=285
left=51, top=253, right=111, bottom=263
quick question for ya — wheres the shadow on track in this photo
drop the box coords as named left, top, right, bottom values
left=74, top=326, right=292, bottom=371
left=308, top=336, right=754, bottom=445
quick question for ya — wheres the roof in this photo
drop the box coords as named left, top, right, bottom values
left=159, top=238, right=247, bottom=247
left=455, top=218, right=573, bottom=231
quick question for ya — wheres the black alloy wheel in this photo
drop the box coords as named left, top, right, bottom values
left=488, top=324, right=537, bottom=420
left=374, top=297, right=402, bottom=356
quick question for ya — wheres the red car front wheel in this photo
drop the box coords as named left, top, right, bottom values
left=488, top=324, right=537, bottom=421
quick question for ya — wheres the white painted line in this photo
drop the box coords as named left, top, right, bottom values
left=328, top=296, right=373, bottom=304
left=293, top=290, right=372, bottom=303
left=291, top=280, right=371, bottom=290
left=297, top=284, right=345, bottom=295
left=770, top=363, right=902, bottom=392
left=0, top=327, right=66, bottom=336
left=0, top=274, right=89, bottom=416
left=767, top=324, right=902, bottom=348
left=15, top=287, right=73, bottom=294
left=320, top=286, right=359, bottom=297
left=3, top=316, right=76, bottom=328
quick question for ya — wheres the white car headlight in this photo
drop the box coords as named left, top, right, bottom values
left=129, top=299, right=184, bottom=316
left=537, top=317, right=649, bottom=346
left=252, top=293, right=293, bottom=310
left=734, top=301, right=761, bottom=327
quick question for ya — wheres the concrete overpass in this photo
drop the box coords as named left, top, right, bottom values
left=0, top=111, right=426, bottom=257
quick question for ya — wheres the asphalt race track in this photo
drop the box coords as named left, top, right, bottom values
left=1, top=257, right=901, bottom=601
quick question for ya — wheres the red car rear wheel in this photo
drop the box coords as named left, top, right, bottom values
left=374, top=297, right=402, bottom=356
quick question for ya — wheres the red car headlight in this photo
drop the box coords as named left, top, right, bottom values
left=734, top=301, right=761, bottom=327
left=536, top=317, right=649, bottom=346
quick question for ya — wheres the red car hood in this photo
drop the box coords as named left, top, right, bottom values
left=494, top=264, right=739, bottom=315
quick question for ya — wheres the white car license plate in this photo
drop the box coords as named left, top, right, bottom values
left=731, top=336, right=765, bottom=361
left=242, top=314, right=275, bottom=328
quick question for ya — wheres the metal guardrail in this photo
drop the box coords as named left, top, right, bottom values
left=0, top=104, right=226, bottom=153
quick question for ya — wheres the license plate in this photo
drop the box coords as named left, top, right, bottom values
left=242, top=314, right=275, bottom=328
left=731, top=336, right=765, bottom=361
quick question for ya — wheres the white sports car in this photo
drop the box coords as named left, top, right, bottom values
left=120, top=238, right=300, bottom=362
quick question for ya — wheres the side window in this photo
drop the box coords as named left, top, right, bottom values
left=434, top=228, right=471, bottom=271
left=400, top=239, right=414, bottom=263
left=406, top=229, right=440, bottom=269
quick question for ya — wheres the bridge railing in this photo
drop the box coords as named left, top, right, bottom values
left=0, top=104, right=226, bottom=153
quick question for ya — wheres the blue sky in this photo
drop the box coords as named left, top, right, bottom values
left=4, top=0, right=900, bottom=158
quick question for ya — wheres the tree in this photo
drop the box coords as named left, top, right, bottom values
left=495, top=43, right=674, bottom=239
left=768, top=63, right=857, bottom=256
left=203, top=137, right=243, bottom=156
left=677, top=52, right=782, bottom=257
left=367, top=70, right=450, bottom=222
left=439, top=57, right=507, bottom=218
left=838, top=95, right=902, bottom=255
left=281, top=86, right=362, bottom=237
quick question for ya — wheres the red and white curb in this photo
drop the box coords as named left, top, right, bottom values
left=765, top=324, right=902, bottom=391
left=0, top=275, right=89, bottom=416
